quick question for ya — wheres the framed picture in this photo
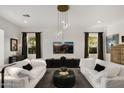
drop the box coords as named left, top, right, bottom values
left=106, top=34, right=119, bottom=53
left=53, top=42, right=74, bottom=54
left=10, top=38, right=18, bottom=51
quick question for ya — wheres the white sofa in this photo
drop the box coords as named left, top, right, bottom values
left=80, top=58, right=124, bottom=88
left=0, top=59, right=46, bottom=88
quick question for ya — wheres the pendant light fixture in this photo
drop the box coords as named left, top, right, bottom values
left=57, top=5, right=69, bottom=42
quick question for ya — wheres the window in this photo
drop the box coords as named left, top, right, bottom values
left=27, top=33, right=36, bottom=54
left=88, top=33, right=98, bottom=54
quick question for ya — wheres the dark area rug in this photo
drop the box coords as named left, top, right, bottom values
left=35, top=68, right=93, bottom=88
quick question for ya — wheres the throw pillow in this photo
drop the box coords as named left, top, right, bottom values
left=23, top=64, right=33, bottom=71
left=94, top=64, right=105, bottom=72
left=95, top=59, right=108, bottom=67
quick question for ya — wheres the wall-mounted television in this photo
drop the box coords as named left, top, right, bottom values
left=53, top=42, right=74, bottom=54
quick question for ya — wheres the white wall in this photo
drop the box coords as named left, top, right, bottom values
left=106, top=19, right=124, bottom=61
left=0, top=29, right=4, bottom=65
left=21, top=27, right=85, bottom=59
left=0, top=17, right=21, bottom=64
left=21, top=26, right=106, bottom=59
left=42, top=27, right=85, bottom=59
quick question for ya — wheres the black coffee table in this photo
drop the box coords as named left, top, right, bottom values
left=53, top=67, right=75, bottom=88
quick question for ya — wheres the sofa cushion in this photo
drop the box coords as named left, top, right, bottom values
left=6, top=67, right=34, bottom=80
left=30, top=66, right=45, bottom=78
left=30, top=61, right=46, bottom=68
left=119, top=67, right=124, bottom=76
left=95, top=59, right=108, bottom=67
left=104, top=65, right=120, bottom=78
left=81, top=58, right=95, bottom=70
left=94, top=64, right=105, bottom=72
left=13, top=60, right=29, bottom=68
left=23, top=59, right=31, bottom=63
left=85, top=68, right=98, bottom=78
left=23, top=64, right=33, bottom=71
left=93, top=70, right=106, bottom=83
left=31, top=59, right=46, bottom=64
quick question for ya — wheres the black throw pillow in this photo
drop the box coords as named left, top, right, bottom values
left=23, top=64, right=33, bottom=71
left=94, top=64, right=105, bottom=72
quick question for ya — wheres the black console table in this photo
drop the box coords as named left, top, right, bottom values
left=46, top=57, right=80, bottom=68
left=9, top=55, right=25, bottom=64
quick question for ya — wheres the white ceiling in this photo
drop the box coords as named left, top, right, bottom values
left=0, top=5, right=124, bottom=29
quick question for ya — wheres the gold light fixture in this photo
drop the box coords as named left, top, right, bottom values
left=57, top=5, right=69, bottom=12
left=57, top=5, right=69, bottom=41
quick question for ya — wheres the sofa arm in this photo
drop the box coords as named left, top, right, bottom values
left=101, top=76, right=124, bottom=88
left=0, top=76, right=30, bottom=88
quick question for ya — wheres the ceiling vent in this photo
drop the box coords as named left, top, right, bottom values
left=23, top=14, right=31, bottom=17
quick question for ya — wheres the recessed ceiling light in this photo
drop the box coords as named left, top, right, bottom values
left=97, top=20, right=102, bottom=24
left=24, top=20, right=28, bottom=24
left=61, top=21, right=65, bottom=24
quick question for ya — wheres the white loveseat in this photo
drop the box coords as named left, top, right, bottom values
left=80, top=58, right=124, bottom=88
left=0, top=59, right=46, bottom=88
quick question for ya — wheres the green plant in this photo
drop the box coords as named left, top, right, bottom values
left=88, top=36, right=97, bottom=47
left=28, top=37, right=36, bottom=47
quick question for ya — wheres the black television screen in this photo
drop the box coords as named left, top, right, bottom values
left=53, top=42, right=74, bottom=54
